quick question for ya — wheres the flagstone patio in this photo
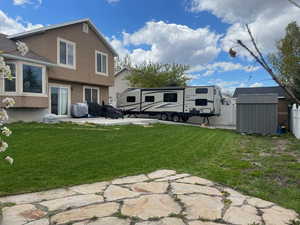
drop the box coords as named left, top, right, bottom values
left=0, top=170, right=299, bottom=225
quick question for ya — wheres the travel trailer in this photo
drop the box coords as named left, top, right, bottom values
left=117, top=86, right=222, bottom=122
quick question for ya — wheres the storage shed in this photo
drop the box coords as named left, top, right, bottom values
left=236, top=94, right=278, bottom=134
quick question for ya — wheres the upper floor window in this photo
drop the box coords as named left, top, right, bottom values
left=23, top=64, right=44, bottom=94
left=95, top=51, right=108, bottom=75
left=4, top=63, right=16, bottom=92
left=58, top=38, right=76, bottom=69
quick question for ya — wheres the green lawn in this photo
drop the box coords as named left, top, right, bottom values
left=0, top=122, right=299, bottom=213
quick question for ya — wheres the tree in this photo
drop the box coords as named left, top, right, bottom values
left=126, top=62, right=190, bottom=88
left=288, top=0, right=300, bottom=8
left=230, top=24, right=300, bottom=104
left=269, top=22, right=300, bottom=100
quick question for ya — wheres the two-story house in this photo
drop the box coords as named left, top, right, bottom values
left=0, top=19, right=118, bottom=122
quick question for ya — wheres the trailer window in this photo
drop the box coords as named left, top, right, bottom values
left=195, top=99, right=208, bottom=106
left=164, top=93, right=177, bottom=102
left=145, top=96, right=155, bottom=102
left=127, top=96, right=136, bottom=102
left=196, top=88, right=208, bottom=94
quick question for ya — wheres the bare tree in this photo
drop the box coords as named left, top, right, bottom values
left=230, top=24, right=300, bottom=104
left=288, top=0, right=300, bottom=8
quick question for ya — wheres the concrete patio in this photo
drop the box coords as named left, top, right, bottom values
left=0, top=170, right=298, bottom=225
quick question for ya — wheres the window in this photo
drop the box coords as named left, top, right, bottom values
left=164, top=93, right=177, bottom=102
left=84, top=87, right=99, bottom=103
left=145, top=96, right=155, bottom=102
left=82, top=23, right=89, bottom=33
left=195, top=99, right=208, bottom=106
left=23, top=64, right=43, bottom=94
left=195, top=88, right=208, bottom=94
left=58, top=38, right=75, bottom=68
left=95, top=51, right=108, bottom=75
left=127, top=96, right=136, bottom=102
left=4, top=63, right=16, bottom=92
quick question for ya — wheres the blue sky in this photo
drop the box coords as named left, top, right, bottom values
left=2, top=0, right=298, bottom=93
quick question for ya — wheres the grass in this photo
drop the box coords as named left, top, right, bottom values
left=0, top=122, right=299, bottom=213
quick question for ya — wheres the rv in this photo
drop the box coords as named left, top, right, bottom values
left=117, top=86, right=222, bottom=122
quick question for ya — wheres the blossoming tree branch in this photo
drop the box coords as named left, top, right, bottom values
left=0, top=41, right=29, bottom=165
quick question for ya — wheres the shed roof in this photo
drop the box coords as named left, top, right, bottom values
left=233, top=86, right=288, bottom=98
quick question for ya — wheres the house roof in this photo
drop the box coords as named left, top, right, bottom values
left=114, top=67, right=131, bottom=77
left=233, top=86, right=288, bottom=98
left=8, top=18, right=118, bottom=57
left=0, top=33, right=54, bottom=66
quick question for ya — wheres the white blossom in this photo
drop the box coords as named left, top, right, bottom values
left=16, top=41, right=29, bottom=56
left=0, top=141, right=8, bottom=152
left=1, top=127, right=12, bottom=137
left=0, top=109, right=9, bottom=122
left=2, top=97, right=15, bottom=109
left=4, top=156, right=13, bottom=165
left=0, top=57, right=12, bottom=79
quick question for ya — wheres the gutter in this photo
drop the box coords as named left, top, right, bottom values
left=1, top=53, right=57, bottom=67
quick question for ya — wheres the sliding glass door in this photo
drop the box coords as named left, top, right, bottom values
left=50, top=85, right=70, bottom=116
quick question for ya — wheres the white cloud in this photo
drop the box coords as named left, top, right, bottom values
left=112, top=21, right=221, bottom=66
left=190, top=0, right=300, bottom=58
left=106, top=0, right=120, bottom=4
left=250, top=82, right=264, bottom=88
left=13, top=0, right=42, bottom=7
left=0, top=10, right=43, bottom=35
left=188, top=61, right=260, bottom=78
left=13, top=0, right=30, bottom=5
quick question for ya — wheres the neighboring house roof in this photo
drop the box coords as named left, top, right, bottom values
left=0, top=33, right=54, bottom=66
left=114, top=67, right=131, bottom=77
left=233, top=86, right=288, bottom=98
left=8, top=18, right=118, bottom=57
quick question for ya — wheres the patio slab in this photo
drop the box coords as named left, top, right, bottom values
left=59, top=117, right=159, bottom=126
left=0, top=170, right=299, bottom=225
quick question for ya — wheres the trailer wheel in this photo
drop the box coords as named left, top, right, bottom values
left=172, top=114, right=180, bottom=122
left=160, top=113, right=168, bottom=121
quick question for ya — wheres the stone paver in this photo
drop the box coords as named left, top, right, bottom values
left=69, top=181, right=109, bottom=194
left=171, top=182, right=221, bottom=196
left=2, top=204, right=46, bottom=225
left=262, top=205, right=299, bottom=225
left=0, top=188, right=77, bottom=205
left=147, top=169, right=176, bottom=179
left=136, top=217, right=185, bottom=225
left=130, top=182, right=169, bottom=193
left=224, top=205, right=262, bottom=225
left=74, top=217, right=130, bottom=225
left=176, top=176, right=213, bottom=186
left=178, top=194, right=223, bottom=220
left=247, top=197, right=274, bottom=208
left=40, top=194, right=104, bottom=211
left=51, top=202, right=119, bottom=224
left=121, top=194, right=181, bottom=220
left=112, top=174, right=148, bottom=184
left=156, top=173, right=190, bottom=181
left=1, top=170, right=298, bottom=225
left=104, top=185, right=140, bottom=201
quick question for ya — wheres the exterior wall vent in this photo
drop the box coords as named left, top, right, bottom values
left=83, top=23, right=89, bottom=34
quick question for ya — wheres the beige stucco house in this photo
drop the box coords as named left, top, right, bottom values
left=0, top=19, right=118, bottom=121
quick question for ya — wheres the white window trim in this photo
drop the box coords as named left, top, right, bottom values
left=95, top=50, right=108, bottom=76
left=83, top=86, right=100, bottom=104
left=3, top=62, right=17, bottom=95
left=21, top=62, right=47, bottom=97
left=49, top=83, right=71, bottom=117
left=57, top=37, right=76, bottom=70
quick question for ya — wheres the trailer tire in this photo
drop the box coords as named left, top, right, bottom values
left=172, top=114, right=180, bottom=122
left=160, top=113, right=168, bottom=121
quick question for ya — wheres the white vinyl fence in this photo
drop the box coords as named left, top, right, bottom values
left=291, top=104, right=300, bottom=139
